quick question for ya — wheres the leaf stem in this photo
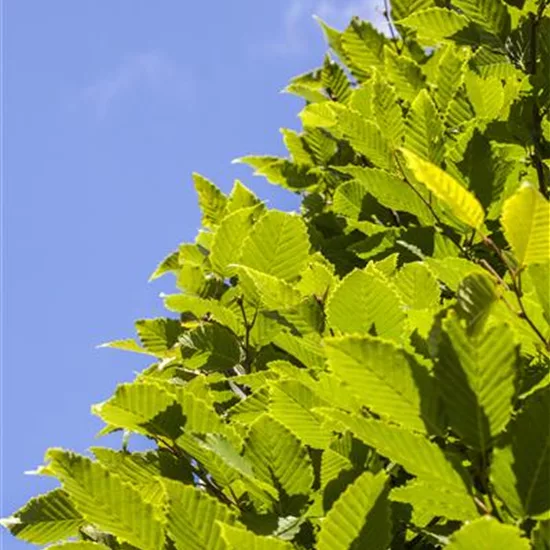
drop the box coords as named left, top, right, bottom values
left=237, top=296, right=258, bottom=372
left=483, top=236, right=549, bottom=349
left=382, top=0, right=399, bottom=48
left=395, top=153, right=467, bottom=255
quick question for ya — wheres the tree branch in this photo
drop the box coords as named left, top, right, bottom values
left=528, top=1, right=549, bottom=199
left=483, top=236, right=549, bottom=349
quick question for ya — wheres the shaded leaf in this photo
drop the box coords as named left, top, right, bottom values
left=317, top=471, right=391, bottom=550
left=437, top=314, right=517, bottom=450
left=502, top=184, right=550, bottom=266
left=446, top=516, right=529, bottom=549
left=0, top=489, right=83, bottom=545
left=46, top=450, right=165, bottom=550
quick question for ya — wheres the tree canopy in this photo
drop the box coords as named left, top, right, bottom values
left=2, top=0, right=550, bottom=548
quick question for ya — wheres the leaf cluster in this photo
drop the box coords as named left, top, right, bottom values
left=3, top=0, right=550, bottom=548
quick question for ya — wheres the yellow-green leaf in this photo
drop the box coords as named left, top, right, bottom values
left=501, top=184, right=550, bottom=266
left=401, top=148, right=485, bottom=229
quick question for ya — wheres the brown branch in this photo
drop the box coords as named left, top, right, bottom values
left=528, top=1, right=550, bottom=199
left=237, top=296, right=258, bottom=372
left=483, top=236, right=549, bottom=349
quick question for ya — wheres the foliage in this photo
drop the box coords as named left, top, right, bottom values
left=3, top=0, right=550, bottom=548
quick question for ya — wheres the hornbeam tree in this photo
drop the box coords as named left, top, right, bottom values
left=3, top=0, right=550, bottom=548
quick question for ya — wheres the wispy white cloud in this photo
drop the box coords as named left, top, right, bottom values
left=315, top=0, right=388, bottom=32
left=268, top=0, right=388, bottom=56
left=269, top=0, right=388, bottom=54
left=80, top=52, right=194, bottom=118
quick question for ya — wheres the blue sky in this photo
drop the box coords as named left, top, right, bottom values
left=2, top=2, right=385, bottom=547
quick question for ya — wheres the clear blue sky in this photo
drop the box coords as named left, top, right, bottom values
left=2, top=2, right=385, bottom=547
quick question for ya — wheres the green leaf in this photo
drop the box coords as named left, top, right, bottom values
left=436, top=314, right=518, bottom=450
left=446, top=89, right=476, bottom=129
left=46, top=450, right=166, bottom=550
left=228, top=387, right=271, bottom=424
left=425, top=257, right=486, bottom=292
left=335, top=166, right=434, bottom=223
left=193, top=173, right=227, bottom=228
left=219, top=523, right=294, bottom=550
left=97, top=338, right=158, bottom=357
left=195, top=434, right=278, bottom=506
left=226, top=180, right=261, bottom=213
left=210, top=206, right=259, bottom=276
left=340, top=19, right=386, bottom=79
left=464, top=73, right=504, bottom=120
left=332, top=180, right=369, bottom=220
left=235, top=265, right=303, bottom=310
left=321, top=55, right=351, bottom=104
left=393, top=261, right=441, bottom=310
left=303, top=127, right=337, bottom=164
left=391, top=0, right=436, bottom=21
left=176, top=263, right=222, bottom=298
left=299, top=102, right=342, bottom=129
left=244, top=415, right=314, bottom=497
left=338, top=109, right=393, bottom=170
left=0, top=488, right=83, bottom=545
left=272, top=331, right=326, bottom=369
left=149, top=249, right=179, bottom=281
left=501, top=184, right=550, bottom=266
left=401, top=148, right=485, bottom=229
left=390, top=480, right=478, bottom=522
left=281, top=129, right=314, bottom=165
left=446, top=516, right=530, bottom=549
left=404, top=89, right=444, bottom=164
left=239, top=211, right=310, bottom=281
left=317, top=471, right=391, bottom=550
left=315, top=16, right=347, bottom=63
left=92, top=382, right=180, bottom=439
left=384, top=47, right=425, bottom=103
left=325, top=335, right=440, bottom=434
left=179, top=324, right=241, bottom=372
left=269, top=380, right=331, bottom=449
left=179, top=242, right=208, bottom=266
left=326, top=269, right=406, bottom=341
left=163, top=479, right=237, bottom=550
left=163, top=294, right=241, bottom=334
left=433, top=45, right=469, bottom=115
left=324, top=411, right=474, bottom=501
left=135, top=318, right=182, bottom=354
left=527, top=263, right=550, bottom=322
left=91, top=448, right=192, bottom=504
left=296, top=260, right=335, bottom=301
left=42, top=544, right=110, bottom=550
left=284, top=69, right=327, bottom=103
left=398, top=8, right=469, bottom=43
left=453, top=0, right=511, bottom=39
left=173, top=388, right=240, bottom=442
left=492, top=388, right=550, bottom=519
left=320, top=448, right=353, bottom=489
left=235, top=157, right=318, bottom=191
left=455, top=273, right=498, bottom=334
left=349, top=81, right=374, bottom=119
left=372, top=73, right=405, bottom=146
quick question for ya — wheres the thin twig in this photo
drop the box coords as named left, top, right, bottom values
left=483, top=236, right=549, bottom=349
left=237, top=297, right=258, bottom=372
left=394, top=153, right=467, bottom=255
left=474, top=496, right=490, bottom=515
left=382, top=0, right=399, bottom=47
left=479, top=259, right=510, bottom=291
